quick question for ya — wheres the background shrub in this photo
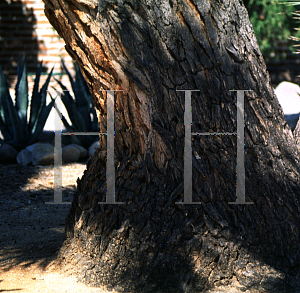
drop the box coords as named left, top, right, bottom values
left=244, top=0, right=300, bottom=61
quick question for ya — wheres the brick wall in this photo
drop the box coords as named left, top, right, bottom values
left=0, top=0, right=74, bottom=82
left=0, top=0, right=78, bottom=130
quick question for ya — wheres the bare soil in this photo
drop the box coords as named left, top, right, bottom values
left=0, top=161, right=113, bottom=292
left=0, top=161, right=270, bottom=293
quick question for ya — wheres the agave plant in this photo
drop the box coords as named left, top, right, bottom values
left=54, top=59, right=99, bottom=148
left=0, top=55, right=55, bottom=151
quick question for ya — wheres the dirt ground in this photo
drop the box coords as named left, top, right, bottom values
left=0, top=162, right=274, bottom=293
left=0, top=161, right=114, bottom=292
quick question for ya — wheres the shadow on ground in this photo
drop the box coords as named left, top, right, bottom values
left=0, top=161, right=87, bottom=273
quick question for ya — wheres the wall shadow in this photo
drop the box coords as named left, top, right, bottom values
left=0, top=0, right=47, bottom=86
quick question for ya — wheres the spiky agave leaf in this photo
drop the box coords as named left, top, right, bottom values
left=60, top=58, right=77, bottom=99
left=74, top=63, right=92, bottom=130
left=61, top=60, right=93, bottom=131
left=4, top=102, right=23, bottom=148
left=53, top=80, right=86, bottom=132
left=15, top=54, right=29, bottom=137
left=28, top=61, right=43, bottom=132
left=74, top=63, right=90, bottom=106
left=27, top=94, right=56, bottom=145
left=55, top=60, right=100, bottom=147
left=51, top=92, right=83, bottom=145
left=0, top=56, right=55, bottom=150
left=0, top=65, right=13, bottom=142
left=90, top=105, right=99, bottom=132
left=0, top=114, right=12, bottom=143
left=0, top=66, right=24, bottom=147
left=30, top=66, right=54, bottom=136
left=73, top=63, right=99, bottom=132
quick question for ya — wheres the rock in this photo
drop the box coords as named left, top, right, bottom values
left=62, top=144, right=81, bottom=163
left=0, top=143, right=18, bottom=164
left=27, top=143, right=55, bottom=165
left=275, top=81, right=300, bottom=131
left=275, top=81, right=300, bottom=115
left=61, top=144, right=88, bottom=163
left=17, top=143, right=54, bottom=166
left=285, top=113, right=299, bottom=132
left=17, top=148, right=33, bottom=166
left=67, top=144, right=88, bottom=159
left=89, top=141, right=100, bottom=157
left=294, top=116, right=300, bottom=146
left=16, top=141, right=96, bottom=166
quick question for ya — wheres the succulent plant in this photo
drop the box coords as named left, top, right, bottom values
left=54, top=59, right=99, bottom=148
left=0, top=55, right=55, bottom=151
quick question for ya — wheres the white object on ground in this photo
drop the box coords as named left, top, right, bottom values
left=89, top=140, right=100, bottom=157
left=275, top=81, right=300, bottom=115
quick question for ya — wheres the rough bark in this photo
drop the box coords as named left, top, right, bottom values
left=43, top=0, right=300, bottom=292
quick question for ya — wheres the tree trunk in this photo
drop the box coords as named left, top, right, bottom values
left=43, top=0, right=300, bottom=292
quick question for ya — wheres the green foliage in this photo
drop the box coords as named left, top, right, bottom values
left=281, top=1, right=300, bottom=53
left=54, top=59, right=99, bottom=148
left=0, top=55, right=55, bottom=151
left=244, top=0, right=300, bottom=60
